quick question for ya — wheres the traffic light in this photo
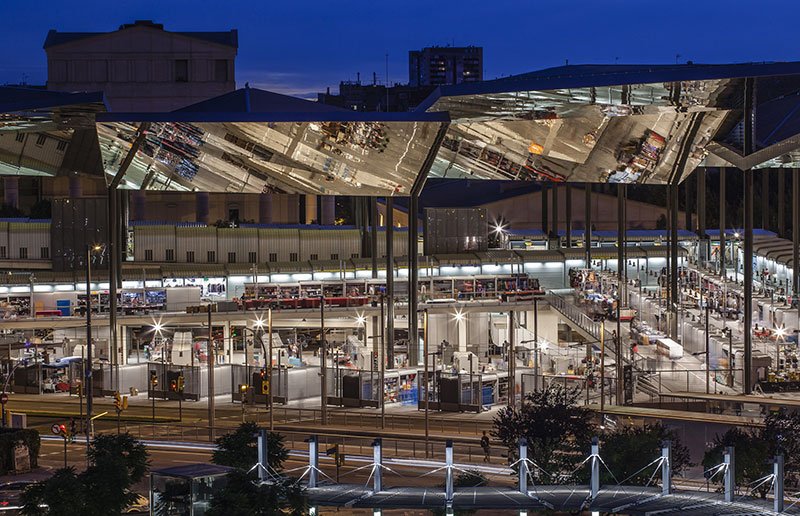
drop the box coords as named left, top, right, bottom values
left=113, top=392, right=122, bottom=410
left=150, top=371, right=158, bottom=388
left=169, top=380, right=177, bottom=392
left=58, top=424, right=66, bottom=435
left=261, top=379, right=269, bottom=395
left=177, top=375, right=185, bottom=393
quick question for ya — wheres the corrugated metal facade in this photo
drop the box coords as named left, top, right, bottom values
left=176, top=226, right=218, bottom=263
left=218, top=227, right=258, bottom=264
left=134, top=226, right=175, bottom=262
left=299, top=229, right=360, bottom=261
left=9, top=222, right=49, bottom=260
left=376, top=229, right=408, bottom=258
left=258, top=228, right=299, bottom=262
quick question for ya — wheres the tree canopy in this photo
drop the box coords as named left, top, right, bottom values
left=492, top=384, right=596, bottom=482
left=21, top=433, right=149, bottom=516
left=212, top=422, right=288, bottom=473
left=600, top=423, right=692, bottom=486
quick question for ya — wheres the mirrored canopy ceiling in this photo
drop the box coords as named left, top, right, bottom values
left=420, top=62, right=800, bottom=184
left=97, top=88, right=448, bottom=195
left=0, top=88, right=105, bottom=177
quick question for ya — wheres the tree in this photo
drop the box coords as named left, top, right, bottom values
left=763, top=408, right=800, bottom=485
left=205, top=470, right=306, bottom=516
left=492, top=384, right=595, bottom=483
left=601, top=423, right=692, bottom=486
left=702, top=427, right=770, bottom=498
left=20, top=468, right=84, bottom=516
left=212, top=422, right=288, bottom=473
left=83, top=433, right=149, bottom=514
left=21, top=433, right=149, bottom=515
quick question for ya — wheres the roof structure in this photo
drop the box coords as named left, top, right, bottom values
left=0, top=87, right=106, bottom=177
left=420, top=61, right=800, bottom=184
left=95, top=87, right=449, bottom=195
left=4, top=62, right=800, bottom=192
left=43, top=20, right=238, bottom=49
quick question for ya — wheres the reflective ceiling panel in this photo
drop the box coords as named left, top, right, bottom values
left=422, top=63, right=800, bottom=183
left=0, top=88, right=105, bottom=177
left=97, top=118, right=446, bottom=195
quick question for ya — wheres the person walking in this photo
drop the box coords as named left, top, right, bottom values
left=480, top=431, right=490, bottom=463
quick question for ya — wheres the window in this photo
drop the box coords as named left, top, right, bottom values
left=310, top=254, right=319, bottom=261
left=35, top=134, right=46, bottom=146
left=268, top=253, right=277, bottom=262
left=40, top=247, right=49, bottom=259
left=56, top=140, right=68, bottom=152
left=227, top=252, right=236, bottom=264
left=214, top=59, right=228, bottom=82
left=165, top=249, right=175, bottom=262
left=145, top=249, right=153, bottom=261
left=186, top=251, right=195, bottom=263
left=19, top=248, right=27, bottom=259
left=14, top=133, right=24, bottom=143
left=207, top=250, right=216, bottom=263
left=248, top=252, right=257, bottom=263
left=0, top=246, right=6, bottom=259
left=330, top=254, right=339, bottom=260
left=351, top=253, right=359, bottom=259
left=289, top=253, right=298, bottom=262
left=175, top=60, right=189, bottom=82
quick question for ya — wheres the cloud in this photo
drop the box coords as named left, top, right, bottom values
left=236, top=69, right=336, bottom=99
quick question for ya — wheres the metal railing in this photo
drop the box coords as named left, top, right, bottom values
left=548, top=293, right=601, bottom=339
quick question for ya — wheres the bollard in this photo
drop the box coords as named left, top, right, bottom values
left=774, top=454, right=784, bottom=514
left=445, top=440, right=454, bottom=503
left=373, top=438, right=383, bottom=493
left=309, top=435, right=319, bottom=488
left=590, top=437, right=600, bottom=499
left=661, top=440, right=671, bottom=495
left=518, top=438, right=529, bottom=495
left=257, top=428, right=269, bottom=482
left=723, top=446, right=734, bottom=503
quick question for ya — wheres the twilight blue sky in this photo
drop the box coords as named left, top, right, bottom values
left=1, top=0, right=798, bottom=98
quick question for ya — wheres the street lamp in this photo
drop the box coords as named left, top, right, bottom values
left=84, top=243, right=102, bottom=456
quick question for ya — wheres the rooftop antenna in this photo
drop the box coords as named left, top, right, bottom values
left=565, top=59, right=569, bottom=66
left=385, top=53, right=389, bottom=112
left=675, top=54, right=681, bottom=64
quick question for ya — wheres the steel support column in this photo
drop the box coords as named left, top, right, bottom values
left=108, top=122, right=149, bottom=393
left=720, top=169, right=726, bottom=278
left=565, top=184, right=572, bottom=248
left=616, top=184, right=625, bottom=403
left=794, top=169, right=800, bottom=296
left=408, top=195, right=420, bottom=365
left=551, top=184, right=558, bottom=237
left=670, top=182, right=679, bottom=338
left=408, top=123, right=449, bottom=366
left=371, top=197, right=378, bottom=279
left=744, top=168, right=754, bottom=393
left=585, top=185, right=592, bottom=265
left=743, top=77, right=754, bottom=395
left=698, top=170, right=707, bottom=262
left=762, top=170, right=769, bottom=231
left=386, top=197, right=395, bottom=368
left=778, top=169, right=785, bottom=237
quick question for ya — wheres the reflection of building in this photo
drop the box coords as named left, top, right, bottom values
left=409, top=46, right=483, bottom=87
left=44, top=19, right=238, bottom=112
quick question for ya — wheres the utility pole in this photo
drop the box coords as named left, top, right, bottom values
left=207, top=304, right=215, bottom=441
left=320, top=296, right=327, bottom=425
